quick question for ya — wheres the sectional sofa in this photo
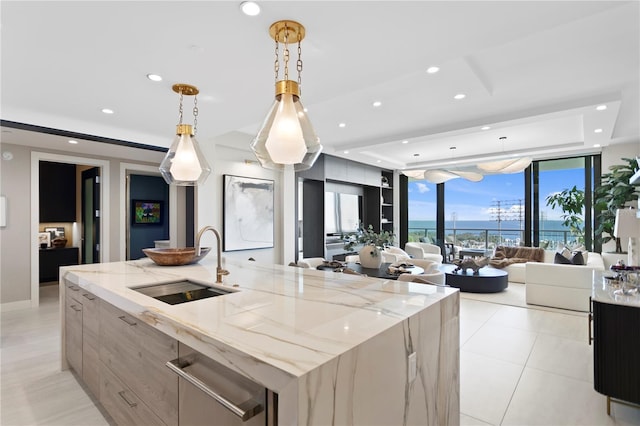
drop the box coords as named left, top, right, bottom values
left=490, top=249, right=606, bottom=312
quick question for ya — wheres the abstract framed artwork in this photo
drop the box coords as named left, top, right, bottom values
left=131, top=200, right=163, bottom=225
left=223, top=175, right=274, bottom=251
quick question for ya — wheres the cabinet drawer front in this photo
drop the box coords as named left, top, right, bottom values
left=99, top=300, right=178, bottom=424
left=65, top=298, right=83, bottom=374
left=100, top=363, right=166, bottom=426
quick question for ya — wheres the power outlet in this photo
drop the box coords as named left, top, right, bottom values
left=408, top=352, right=417, bottom=383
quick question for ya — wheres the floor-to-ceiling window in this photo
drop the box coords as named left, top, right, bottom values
left=407, top=179, right=437, bottom=242
left=406, top=154, right=599, bottom=254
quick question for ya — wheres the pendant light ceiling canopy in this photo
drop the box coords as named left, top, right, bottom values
left=159, top=83, right=211, bottom=186
left=250, top=20, right=322, bottom=171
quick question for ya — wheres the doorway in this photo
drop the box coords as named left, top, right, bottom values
left=31, top=152, right=110, bottom=308
left=81, top=167, right=100, bottom=264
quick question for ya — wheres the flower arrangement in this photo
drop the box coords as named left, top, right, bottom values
left=343, top=223, right=395, bottom=256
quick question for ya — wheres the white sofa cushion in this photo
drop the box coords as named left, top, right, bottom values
left=525, top=251, right=604, bottom=311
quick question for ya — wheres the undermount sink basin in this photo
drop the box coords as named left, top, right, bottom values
left=142, top=247, right=211, bottom=266
left=132, top=280, right=234, bottom=305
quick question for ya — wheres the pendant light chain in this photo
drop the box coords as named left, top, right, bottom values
left=274, top=38, right=279, bottom=82
left=177, top=90, right=184, bottom=125
left=297, top=35, right=303, bottom=95
left=283, top=22, right=291, bottom=82
left=192, top=94, right=199, bottom=135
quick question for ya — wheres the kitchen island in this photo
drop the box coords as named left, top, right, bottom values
left=60, top=256, right=459, bottom=425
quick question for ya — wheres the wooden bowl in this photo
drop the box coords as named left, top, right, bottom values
left=52, top=238, right=68, bottom=248
left=142, top=247, right=211, bottom=266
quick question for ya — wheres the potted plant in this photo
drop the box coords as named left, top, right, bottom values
left=594, top=157, right=640, bottom=252
left=344, top=223, right=395, bottom=268
left=545, top=185, right=585, bottom=246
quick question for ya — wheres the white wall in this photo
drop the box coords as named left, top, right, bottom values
left=600, top=140, right=640, bottom=252
left=196, top=142, right=284, bottom=265
left=0, top=142, right=164, bottom=308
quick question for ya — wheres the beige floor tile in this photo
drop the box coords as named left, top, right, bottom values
left=487, top=304, right=588, bottom=342
left=460, top=317, right=485, bottom=346
left=460, top=298, right=502, bottom=323
left=460, top=350, right=524, bottom=425
left=502, top=367, right=616, bottom=426
left=461, top=322, right=538, bottom=365
left=526, top=333, right=594, bottom=383
left=460, top=412, right=494, bottom=425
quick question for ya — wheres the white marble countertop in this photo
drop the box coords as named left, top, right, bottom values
left=592, top=270, right=640, bottom=308
left=61, top=256, right=458, bottom=392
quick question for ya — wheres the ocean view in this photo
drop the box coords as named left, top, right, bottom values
left=408, top=219, right=568, bottom=231
left=408, top=219, right=575, bottom=249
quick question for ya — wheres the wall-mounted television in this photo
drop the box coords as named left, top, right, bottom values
left=132, top=200, right=163, bottom=225
left=325, top=192, right=362, bottom=236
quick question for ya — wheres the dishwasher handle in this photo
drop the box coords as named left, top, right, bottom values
left=166, top=358, right=264, bottom=422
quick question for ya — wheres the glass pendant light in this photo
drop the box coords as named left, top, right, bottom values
left=160, top=84, right=211, bottom=186
left=251, top=20, right=322, bottom=171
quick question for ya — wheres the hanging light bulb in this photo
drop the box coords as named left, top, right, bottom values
left=160, top=84, right=211, bottom=186
left=251, top=20, right=322, bottom=171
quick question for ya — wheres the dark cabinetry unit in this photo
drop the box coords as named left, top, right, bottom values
left=297, top=154, right=395, bottom=259
left=381, top=170, right=393, bottom=233
left=592, top=299, right=640, bottom=413
left=40, top=161, right=77, bottom=222
left=40, top=247, right=79, bottom=282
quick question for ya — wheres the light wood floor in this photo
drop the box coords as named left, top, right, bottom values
left=1, top=285, right=110, bottom=425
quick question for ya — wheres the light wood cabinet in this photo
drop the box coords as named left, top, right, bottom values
left=99, top=300, right=178, bottom=425
left=64, top=286, right=83, bottom=375
left=100, top=360, right=166, bottom=426
left=64, top=282, right=101, bottom=398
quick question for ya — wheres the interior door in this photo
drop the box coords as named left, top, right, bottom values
left=82, top=167, right=100, bottom=264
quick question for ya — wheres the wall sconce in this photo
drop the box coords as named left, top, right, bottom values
left=250, top=20, right=322, bottom=171
left=159, top=84, right=211, bottom=186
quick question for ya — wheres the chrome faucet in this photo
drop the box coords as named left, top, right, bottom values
left=196, top=226, right=229, bottom=284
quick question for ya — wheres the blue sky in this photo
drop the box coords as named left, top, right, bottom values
left=408, top=168, right=586, bottom=221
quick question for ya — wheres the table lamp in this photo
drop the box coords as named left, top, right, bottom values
left=614, top=208, right=639, bottom=266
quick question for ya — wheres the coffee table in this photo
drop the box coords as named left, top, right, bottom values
left=441, top=265, right=508, bottom=293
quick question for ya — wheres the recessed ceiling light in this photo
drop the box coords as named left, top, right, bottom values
left=413, top=153, right=420, bottom=157
left=372, top=101, right=382, bottom=107
left=426, top=66, right=440, bottom=74
left=594, top=144, right=601, bottom=147
left=453, top=94, right=466, bottom=100
left=338, top=123, right=346, bottom=128
left=481, top=126, right=491, bottom=130
left=594, top=128, right=603, bottom=133
left=101, top=108, right=114, bottom=114
left=303, top=107, right=308, bottom=112
left=240, top=1, right=260, bottom=16
left=68, top=140, right=78, bottom=144
left=402, top=140, right=409, bottom=144
left=146, top=73, right=162, bottom=82
left=343, top=150, right=349, bottom=154
left=596, top=105, right=607, bottom=111
left=376, top=160, right=381, bottom=163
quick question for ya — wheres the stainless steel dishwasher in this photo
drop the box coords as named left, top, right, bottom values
left=166, top=342, right=277, bottom=425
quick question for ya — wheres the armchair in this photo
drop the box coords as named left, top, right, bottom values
left=404, top=242, right=443, bottom=264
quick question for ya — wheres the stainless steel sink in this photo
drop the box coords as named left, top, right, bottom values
left=132, top=280, right=234, bottom=305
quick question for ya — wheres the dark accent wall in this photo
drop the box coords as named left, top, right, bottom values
left=129, top=175, right=169, bottom=259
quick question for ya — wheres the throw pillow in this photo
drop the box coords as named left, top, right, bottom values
left=554, top=252, right=572, bottom=264
left=571, top=251, right=585, bottom=265
left=553, top=251, right=585, bottom=265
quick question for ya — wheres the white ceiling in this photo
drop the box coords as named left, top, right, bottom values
left=1, top=1, right=639, bottom=169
